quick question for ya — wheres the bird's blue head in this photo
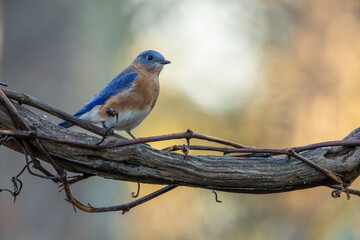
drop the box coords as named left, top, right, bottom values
left=132, top=50, right=171, bottom=71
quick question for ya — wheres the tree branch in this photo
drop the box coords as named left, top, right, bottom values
left=1, top=89, right=360, bottom=212
left=1, top=90, right=360, bottom=192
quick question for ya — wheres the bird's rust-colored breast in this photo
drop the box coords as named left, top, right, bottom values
left=99, top=66, right=160, bottom=118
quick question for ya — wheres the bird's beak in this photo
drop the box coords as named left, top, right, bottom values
left=158, top=60, right=171, bottom=65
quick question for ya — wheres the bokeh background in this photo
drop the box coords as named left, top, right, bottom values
left=1, top=0, right=360, bottom=239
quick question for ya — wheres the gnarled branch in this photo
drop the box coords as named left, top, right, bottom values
left=1, top=89, right=360, bottom=212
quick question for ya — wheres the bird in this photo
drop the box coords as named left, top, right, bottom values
left=59, top=50, right=170, bottom=143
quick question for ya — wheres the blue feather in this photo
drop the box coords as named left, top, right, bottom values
left=58, top=121, right=74, bottom=128
left=58, top=71, right=139, bottom=128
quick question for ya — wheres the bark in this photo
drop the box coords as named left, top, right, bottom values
left=1, top=101, right=360, bottom=194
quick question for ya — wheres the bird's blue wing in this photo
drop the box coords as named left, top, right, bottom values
left=58, top=71, right=138, bottom=128
left=75, top=71, right=139, bottom=116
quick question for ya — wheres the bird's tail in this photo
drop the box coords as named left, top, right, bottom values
left=58, top=107, right=88, bottom=129
left=58, top=108, right=88, bottom=128
left=58, top=121, right=74, bottom=128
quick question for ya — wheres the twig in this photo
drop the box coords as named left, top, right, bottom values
left=287, top=149, right=343, bottom=184
left=104, top=129, right=249, bottom=149
left=66, top=185, right=177, bottom=213
left=58, top=174, right=95, bottom=192
left=211, top=190, right=222, bottom=203
left=0, top=165, right=25, bottom=202
left=0, top=89, right=72, bottom=200
left=131, top=182, right=141, bottom=198
left=330, top=187, right=360, bottom=198
left=1, top=88, right=112, bottom=137
left=5, top=137, right=56, bottom=180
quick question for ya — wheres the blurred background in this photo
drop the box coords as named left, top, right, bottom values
left=1, top=0, right=360, bottom=239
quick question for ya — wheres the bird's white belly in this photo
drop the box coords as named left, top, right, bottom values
left=79, top=106, right=151, bottom=131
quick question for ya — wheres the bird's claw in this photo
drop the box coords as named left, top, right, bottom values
left=105, top=128, right=114, bottom=136
left=106, top=107, right=119, bottom=123
left=97, top=122, right=114, bottom=145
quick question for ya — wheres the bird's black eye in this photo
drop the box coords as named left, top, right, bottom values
left=147, top=55, right=153, bottom=61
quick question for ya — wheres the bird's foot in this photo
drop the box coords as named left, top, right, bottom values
left=105, top=128, right=114, bottom=136
left=96, top=128, right=114, bottom=145
left=143, top=143, right=152, bottom=148
left=96, top=122, right=114, bottom=145
left=126, top=130, right=136, bottom=140
left=106, top=107, right=119, bottom=123
left=124, top=130, right=152, bottom=147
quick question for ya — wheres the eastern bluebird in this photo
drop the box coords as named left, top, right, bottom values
left=59, top=50, right=170, bottom=141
